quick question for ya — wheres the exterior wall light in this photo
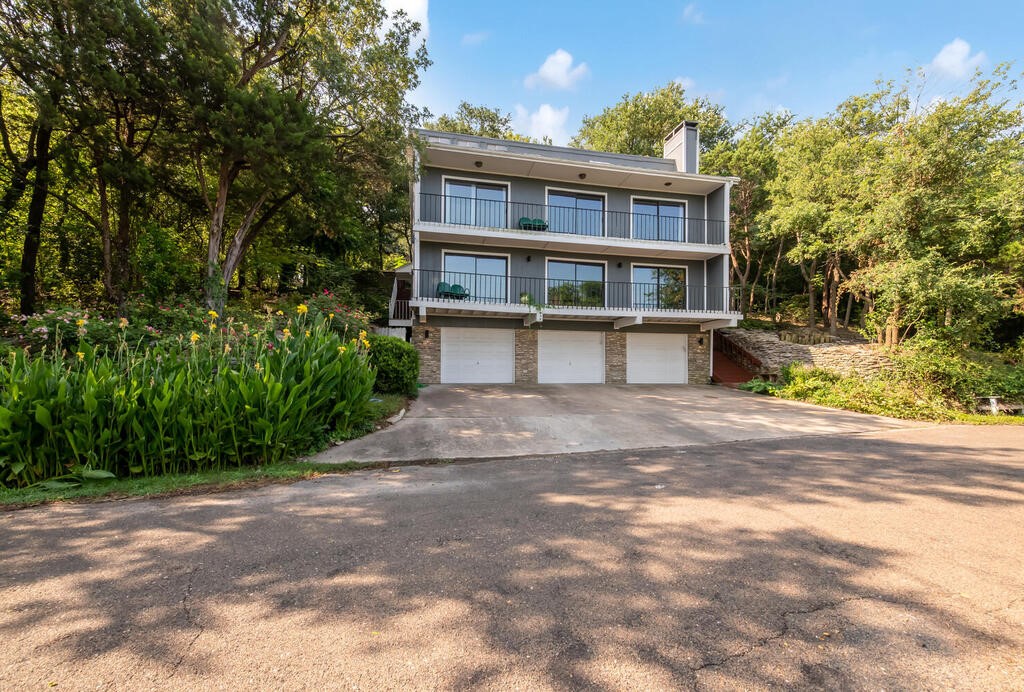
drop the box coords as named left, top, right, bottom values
left=578, top=173, right=586, bottom=179
left=474, top=161, right=483, bottom=168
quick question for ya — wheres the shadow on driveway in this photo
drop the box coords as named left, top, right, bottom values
left=1, top=426, right=1022, bottom=688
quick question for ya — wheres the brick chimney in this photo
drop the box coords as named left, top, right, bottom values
left=663, top=120, right=699, bottom=174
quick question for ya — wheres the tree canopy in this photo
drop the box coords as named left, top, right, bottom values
left=570, top=81, right=733, bottom=156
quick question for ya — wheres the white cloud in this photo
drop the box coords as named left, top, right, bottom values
left=524, top=49, right=589, bottom=90
left=381, top=0, right=429, bottom=40
left=513, top=104, right=571, bottom=145
left=461, top=31, right=490, bottom=47
left=681, top=3, right=704, bottom=24
left=928, top=38, right=985, bottom=79
left=674, top=76, right=696, bottom=91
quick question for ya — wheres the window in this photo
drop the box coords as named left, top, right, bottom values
left=633, top=200, right=685, bottom=241
left=444, top=180, right=507, bottom=228
left=547, top=191, right=605, bottom=237
left=632, top=266, right=688, bottom=310
left=547, top=260, right=605, bottom=307
left=442, top=253, right=508, bottom=303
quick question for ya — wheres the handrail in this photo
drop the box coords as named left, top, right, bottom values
left=412, top=269, right=741, bottom=314
left=417, top=192, right=728, bottom=245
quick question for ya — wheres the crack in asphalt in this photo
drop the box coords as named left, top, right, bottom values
left=687, top=594, right=924, bottom=677
left=168, top=565, right=204, bottom=678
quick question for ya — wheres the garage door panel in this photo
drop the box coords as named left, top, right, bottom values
left=627, top=333, right=688, bottom=384
left=441, top=328, right=515, bottom=383
left=538, top=331, right=604, bottom=383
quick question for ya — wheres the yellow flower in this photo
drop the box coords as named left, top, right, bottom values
left=282, top=328, right=291, bottom=338
left=327, top=312, right=335, bottom=320
left=208, top=310, right=219, bottom=319
left=304, top=330, right=310, bottom=338
left=338, top=345, right=347, bottom=354
left=224, top=344, right=232, bottom=354
left=209, top=322, right=217, bottom=332
left=358, top=329, right=367, bottom=340
left=76, top=319, right=86, bottom=327
left=296, top=304, right=308, bottom=315
left=75, top=351, right=85, bottom=361
left=275, top=310, right=284, bottom=316
left=189, top=332, right=200, bottom=344
left=118, top=317, right=128, bottom=329
left=254, top=361, right=263, bottom=373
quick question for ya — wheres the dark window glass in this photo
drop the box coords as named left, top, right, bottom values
left=547, top=260, right=605, bottom=307
left=547, top=192, right=604, bottom=236
left=441, top=254, right=508, bottom=302
left=444, top=181, right=507, bottom=228
left=632, top=266, right=688, bottom=309
left=633, top=200, right=685, bottom=241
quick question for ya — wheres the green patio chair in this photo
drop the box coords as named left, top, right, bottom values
left=532, top=218, right=548, bottom=231
left=449, top=284, right=470, bottom=300
left=518, top=216, right=533, bottom=229
left=436, top=281, right=452, bottom=298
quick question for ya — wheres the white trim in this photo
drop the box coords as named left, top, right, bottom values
left=440, top=248, right=512, bottom=304
left=628, top=261, right=689, bottom=311
left=544, top=256, right=609, bottom=306
left=544, top=185, right=609, bottom=238
left=629, top=195, right=688, bottom=242
left=703, top=258, right=708, bottom=313
left=440, top=174, right=512, bottom=230
left=614, top=316, right=642, bottom=329
left=524, top=311, right=542, bottom=326
left=709, top=329, right=714, bottom=380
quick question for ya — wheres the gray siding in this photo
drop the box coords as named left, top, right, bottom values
left=420, top=168, right=710, bottom=240
left=418, top=241, right=715, bottom=311
left=420, top=315, right=701, bottom=334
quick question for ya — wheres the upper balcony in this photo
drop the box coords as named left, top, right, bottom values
left=415, top=192, right=729, bottom=259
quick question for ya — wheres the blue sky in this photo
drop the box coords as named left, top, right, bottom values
left=385, top=0, right=1023, bottom=145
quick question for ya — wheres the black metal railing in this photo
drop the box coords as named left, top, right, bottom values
left=414, top=269, right=739, bottom=313
left=417, top=193, right=727, bottom=245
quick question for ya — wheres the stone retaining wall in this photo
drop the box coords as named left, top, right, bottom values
left=720, top=328, right=890, bottom=378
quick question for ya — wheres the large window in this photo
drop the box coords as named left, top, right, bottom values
left=632, top=266, right=688, bottom=310
left=547, top=260, right=605, bottom=307
left=633, top=199, right=685, bottom=241
left=442, top=253, right=508, bottom=303
left=444, top=180, right=508, bottom=228
left=547, top=191, right=605, bottom=237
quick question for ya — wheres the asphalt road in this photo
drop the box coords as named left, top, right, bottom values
left=2, top=424, right=1023, bottom=689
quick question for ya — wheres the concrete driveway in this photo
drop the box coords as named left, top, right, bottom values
left=2, top=425, right=1022, bottom=689
left=318, top=384, right=912, bottom=463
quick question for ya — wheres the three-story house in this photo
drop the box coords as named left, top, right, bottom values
left=388, top=121, right=741, bottom=384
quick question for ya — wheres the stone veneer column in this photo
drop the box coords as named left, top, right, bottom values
left=688, top=333, right=711, bottom=384
left=605, top=331, right=627, bottom=384
left=515, top=329, right=538, bottom=384
left=412, top=325, right=440, bottom=384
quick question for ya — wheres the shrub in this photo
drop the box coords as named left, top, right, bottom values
left=367, top=334, right=419, bottom=396
left=0, top=312, right=375, bottom=488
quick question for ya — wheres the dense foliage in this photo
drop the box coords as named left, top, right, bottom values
left=571, top=74, right=1024, bottom=349
left=366, top=333, right=419, bottom=396
left=740, top=340, right=1024, bottom=420
left=0, top=310, right=376, bottom=488
left=0, top=0, right=427, bottom=315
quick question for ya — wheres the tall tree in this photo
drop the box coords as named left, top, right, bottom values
left=703, top=111, right=793, bottom=310
left=167, top=0, right=428, bottom=311
left=425, top=101, right=544, bottom=142
left=570, top=81, right=733, bottom=156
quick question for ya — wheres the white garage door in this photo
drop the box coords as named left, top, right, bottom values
left=441, top=328, right=515, bottom=383
left=627, top=333, right=688, bottom=384
left=538, top=331, right=605, bottom=383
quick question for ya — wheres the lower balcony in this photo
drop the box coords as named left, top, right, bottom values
left=398, top=269, right=742, bottom=328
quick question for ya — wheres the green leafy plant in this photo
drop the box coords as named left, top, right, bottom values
left=366, top=334, right=419, bottom=396
left=0, top=310, right=376, bottom=488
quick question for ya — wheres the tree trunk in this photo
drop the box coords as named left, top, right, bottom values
left=798, top=258, right=818, bottom=329
left=842, top=291, right=854, bottom=329
left=827, top=259, right=840, bottom=336
left=97, top=172, right=115, bottom=300
left=18, top=125, right=52, bottom=316
left=112, top=182, right=132, bottom=303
